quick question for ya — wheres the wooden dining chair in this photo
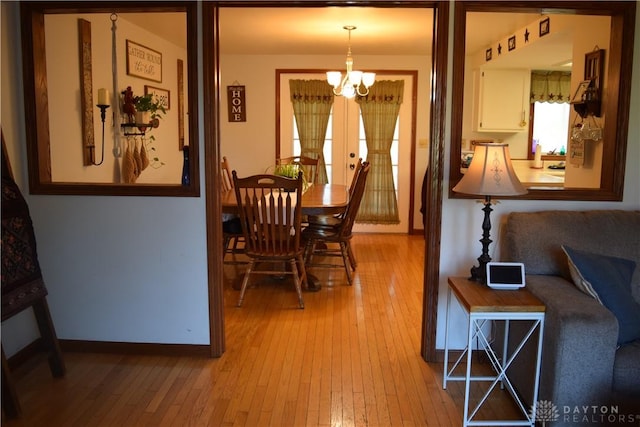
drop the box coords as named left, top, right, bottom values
left=221, top=156, right=245, bottom=264
left=302, top=162, right=370, bottom=285
left=232, top=171, right=307, bottom=308
left=277, top=155, right=320, bottom=185
left=305, top=158, right=363, bottom=228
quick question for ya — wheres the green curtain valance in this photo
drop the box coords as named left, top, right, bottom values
left=290, top=79, right=335, bottom=104
left=530, top=70, right=572, bottom=103
left=356, top=80, right=404, bottom=104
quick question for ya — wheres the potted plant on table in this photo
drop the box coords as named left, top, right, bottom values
left=273, top=163, right=310, bottom=191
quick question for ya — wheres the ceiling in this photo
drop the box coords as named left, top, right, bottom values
left=124, top=7, right=571, bottom=68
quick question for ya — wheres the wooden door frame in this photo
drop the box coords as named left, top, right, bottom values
left=203, top=1, right=448, bottom=362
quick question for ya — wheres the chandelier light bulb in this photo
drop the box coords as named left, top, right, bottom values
left=327, top=25, right=375, bottom=98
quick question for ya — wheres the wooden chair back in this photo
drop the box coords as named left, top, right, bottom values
left=337, top=162, right=370, bottom=238
left=232, top=171, right=304, bottom=258
left=221, top=156, right=234, bottom=192
left=277, top=155, right=320, bottom=184
left=349, top=158, right=363, bottom=197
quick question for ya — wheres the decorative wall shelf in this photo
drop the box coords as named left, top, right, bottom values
left=121, top=123, right=152, bottom=136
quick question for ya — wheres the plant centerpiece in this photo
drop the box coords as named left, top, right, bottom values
left=133, top=93, right=166, bottom=127
left=273, top=163, right=310, bottom=190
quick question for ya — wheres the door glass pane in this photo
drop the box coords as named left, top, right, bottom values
left=292, top=112, right=333, bottom=182
left=358, top=115, right=400, bottom=192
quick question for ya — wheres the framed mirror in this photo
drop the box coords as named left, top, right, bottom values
left=449, top=1, right=635, bottom=201
left=21, top=1, right=199, bottom=196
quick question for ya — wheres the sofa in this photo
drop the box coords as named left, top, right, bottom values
left=497, top=210, right=640, bottom=422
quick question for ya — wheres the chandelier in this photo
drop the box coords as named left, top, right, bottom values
left=326, top=26, right=375, bottom=98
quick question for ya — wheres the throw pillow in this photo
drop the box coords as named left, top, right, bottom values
left=562, top=245, right=640, bottom=345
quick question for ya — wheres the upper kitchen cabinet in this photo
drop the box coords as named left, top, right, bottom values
left=472, top=68, right=530, bottom=132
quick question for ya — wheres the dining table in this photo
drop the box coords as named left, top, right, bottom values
left=221, top=183, right=350, bottom=291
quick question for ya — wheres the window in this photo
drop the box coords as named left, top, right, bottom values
left=530, top=102, right=570, bottom=157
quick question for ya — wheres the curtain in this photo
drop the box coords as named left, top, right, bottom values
left=355, top=80, right=404, bottom=224
left=289, top=79, right=334, bottom=184
left=530, top=71, right=572, bottom=103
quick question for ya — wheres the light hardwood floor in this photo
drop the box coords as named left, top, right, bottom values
left=4, top=234, right=519, bottom=426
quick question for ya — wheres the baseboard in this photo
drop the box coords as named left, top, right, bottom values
left=6, top=338, right=212, bottom=370
left=59, top=340, right=211, bottom=357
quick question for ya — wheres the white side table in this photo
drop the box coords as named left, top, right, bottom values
left=443, top=277, right=545, bottom=427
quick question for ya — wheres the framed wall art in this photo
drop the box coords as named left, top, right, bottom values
left=126, top=40, right=162, bottom=82
left=145, top=85, right=170, bottom=110
left=539, top=17, right=550, bottom=37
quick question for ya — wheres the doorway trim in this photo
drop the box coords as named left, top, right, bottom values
left=203, top=1, right=448, bottom=362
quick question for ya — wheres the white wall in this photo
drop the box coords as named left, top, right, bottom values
left=1, top=3, right=209, bottom=355
left=438, top=2, right=640, bottom=350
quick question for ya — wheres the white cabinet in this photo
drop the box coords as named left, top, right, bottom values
left=473, top=68, right=530, bottom=132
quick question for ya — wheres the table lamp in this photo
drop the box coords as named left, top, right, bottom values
left=453, top=142, right=527, bottom=284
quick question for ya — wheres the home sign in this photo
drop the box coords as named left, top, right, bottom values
left=227, top=85, right=246, bottom=122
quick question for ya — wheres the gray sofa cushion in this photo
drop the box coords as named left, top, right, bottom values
left=526, top=275, right=619, bottom=407
left=614, top=340, right=640, bottom=397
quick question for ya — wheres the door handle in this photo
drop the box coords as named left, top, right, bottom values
left=349, top=163, right=355, bottom=170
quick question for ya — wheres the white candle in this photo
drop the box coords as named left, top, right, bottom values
left=97, top=88, right=110, bottom=106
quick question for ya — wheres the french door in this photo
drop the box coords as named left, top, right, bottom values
left=279, top=73, right=413, bottom=233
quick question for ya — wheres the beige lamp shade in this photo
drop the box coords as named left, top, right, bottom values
left=453, top=143, right=527, bottom=196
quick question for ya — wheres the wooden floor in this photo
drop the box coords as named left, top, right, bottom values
left=3, top=234, right=520, bottom=426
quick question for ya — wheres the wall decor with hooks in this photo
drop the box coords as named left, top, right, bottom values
left=571, top=47, right=605, bottom=118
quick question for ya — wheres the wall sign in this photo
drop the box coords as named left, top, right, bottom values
left=539, top=17, right=550, bottom=37
left=145, top=85, right=170, bottom=110
left=126, top=40, right=162, bottom=82
left=227, top=85, right=246, bottom=122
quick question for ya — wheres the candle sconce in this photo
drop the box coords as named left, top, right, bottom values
left=88, top=88, right=111, bottom=166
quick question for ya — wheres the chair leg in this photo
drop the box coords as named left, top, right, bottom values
left=340, top=242, right=353, bottom=285
left=346, top=241, right=357, bottom=271
left=32, top=299, right=65, bottom=377
left=296, top=254, right=309, bottom=290
left=236, top=260, right=255, bottom=307
left=1, top=347, right=21, bottom=419
left=290, top=258, right=305, bottom=309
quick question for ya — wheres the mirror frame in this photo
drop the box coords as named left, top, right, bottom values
left=449, top=1, right=636, bottom=201
left=21, top=1, right=200, bottom=196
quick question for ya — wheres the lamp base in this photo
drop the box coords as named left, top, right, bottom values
left=469, top=264, right=487, bottom=284
left=469, top=195, right=493, bottom=285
